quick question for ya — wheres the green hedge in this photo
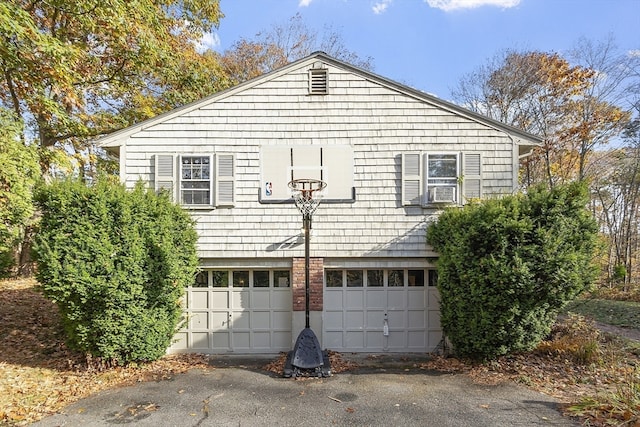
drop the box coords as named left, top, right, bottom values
left=33, top=179, right=199, bottom=364
left=427, top=182, right=599, bottom=360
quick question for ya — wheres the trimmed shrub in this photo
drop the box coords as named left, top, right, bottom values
left=427, top=182, right=599, bottom=360
left=33, top=179, right=198, bottom=364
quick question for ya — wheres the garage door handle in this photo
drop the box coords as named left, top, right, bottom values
left=222, top=313, right=232, bottom=326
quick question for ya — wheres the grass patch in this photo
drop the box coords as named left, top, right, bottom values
left=564, top=298, right=640, bottom=329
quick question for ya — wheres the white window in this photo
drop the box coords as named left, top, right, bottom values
left=402, top=152, right=482, bottom=206
left=181, top=156, right=211, bottom=205
left=154, top=153, right=235, bottom=208
left=426, top=153, right=459, bottom=203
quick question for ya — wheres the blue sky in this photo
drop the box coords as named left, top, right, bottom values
left=207, top=0, right=639, bottom=101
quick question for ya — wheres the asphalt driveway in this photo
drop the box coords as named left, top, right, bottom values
left=33, top=354, right=578, bottom=427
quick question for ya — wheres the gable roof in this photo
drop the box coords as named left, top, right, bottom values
left=97, top=51, right=543, bottom=149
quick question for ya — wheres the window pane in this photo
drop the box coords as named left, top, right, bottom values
left=388, top=270, right=404, bottom=287
left=428, top=154, right=457, bottom=178
left=428, top=269, right=438, bottom=287
left=212, top=271, right=229, bottom=287
left=367, top=270, right=384, bottom=287
left=233, top=271, right=249, bottom=287
left=181, top=190, right=210, bottom=205
left=274, top=270, right=290, bottom=288
left=193, top=271, right=209, bottom=287
left=408, top=270, right=425, bottom=287
left=181, top=156, right=211, bottom=205
left=325, top=270, right=343, bottom=287
left=346, top=270, right=363, bottom=287
left=254, top=270, right=269, bottom=287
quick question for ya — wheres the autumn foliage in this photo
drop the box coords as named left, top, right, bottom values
left=32, top=180, right=199, bottom=364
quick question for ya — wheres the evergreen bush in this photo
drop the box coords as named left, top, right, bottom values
left=427, top=182, right=599, bottom=360
left=33, top=179, right=198, bottom=364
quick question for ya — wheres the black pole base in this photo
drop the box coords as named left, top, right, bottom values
left=283, top=328, right=331, bottom=378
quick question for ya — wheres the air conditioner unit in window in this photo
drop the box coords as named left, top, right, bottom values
left=431, top=186, right=457, bottom=203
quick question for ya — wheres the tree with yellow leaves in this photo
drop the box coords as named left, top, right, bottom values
left=0, top=0, right=226, bottom=177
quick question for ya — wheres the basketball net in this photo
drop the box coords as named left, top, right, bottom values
left=288, top=179, right=326, bottom=218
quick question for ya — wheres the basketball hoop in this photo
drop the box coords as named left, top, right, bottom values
left=288, top=178, right=326, bottom=218
left=284, top=177, right=331, bottom=378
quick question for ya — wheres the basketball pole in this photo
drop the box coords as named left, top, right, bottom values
left=303, top=212, right=311, bottom=329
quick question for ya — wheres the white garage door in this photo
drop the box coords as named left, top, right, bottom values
left=170, top=270, right=292, bottom=354
left=323, top=269, right=441, bottom=352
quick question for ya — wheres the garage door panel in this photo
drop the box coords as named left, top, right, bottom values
left=272, top=310, right=292, bottom=328
left=387, top=310, right=406, bottom=328
left=232, top=312, right=250, bottom=329
left=211, top=312, right=230, bottom=330
left=252, top=331, right=271, bottom=348
left=252, top=291, right=270, bottom=309
left=189, top=312, right=209, bottom=329
left=407, top=330, right=426, bottom=348
left=345, top=290, right=364, bottom=309
left=429, top=331, right=443, bottom=349
left=191, top=332, right=210, bottom=349
left=232, top=291, right=250, bottom=309
left=366, top=310, right=384, bottom=328
left=387, top=290, right=406, bottom=308
left=251, top=311, right=271, bottom=329
left=345, top=331, right=364, bottom=348
left=366, top=331, right=383, bottom=348
left=325, top=291, right=343, bottom=309
left=387, top=332, right=407, bottom=349
left=191, top=291, right=210, bottom=309
left=428, top=288, right=440, bottom=307
left=272, top=291, right=292, bottom=310
left=172, top=332, right=188, bottom=350
left=428, top=310, right=441, bottom=327
left=365, top=290, right=385, bottom=308
left=324, top=331, right=344, bottom=348
left=211, top=331, right=230, bottom=349
left=273, top=331, right=292, bottom=348
left=233, top=332, right=251, bottom=349
left=345, top=310, right=364, bottom=328
left=211, top=292, right=229, bottom=309
left=324, top=311, right=343, bottom=329
left=407, top=290, right=426, bottom=309
left=407, top=310, right=426, bottom=328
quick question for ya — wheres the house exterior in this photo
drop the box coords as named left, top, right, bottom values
left=98, top=52, right=541, bottom=355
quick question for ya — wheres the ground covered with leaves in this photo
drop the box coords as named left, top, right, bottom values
left=0, top=278, right=210, bottom=425
left=1, top=278, right=639, bottom=426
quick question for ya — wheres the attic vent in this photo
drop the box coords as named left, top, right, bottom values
left=309, top=68, right=328, bottom=94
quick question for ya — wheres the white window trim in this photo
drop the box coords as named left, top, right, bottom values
left=178, top=154, right=214, bottom=208
left=401, top=151, right=483, bottom=207
left=153, top=153, right=235, bottom=209
left=424, top=152, right=460, bottom=205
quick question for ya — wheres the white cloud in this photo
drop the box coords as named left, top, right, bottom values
left=628, top=49, right=640, bottom=58
left=299, top=0, right=313, bottom=6
left=426, top=0, right=520, bottom=12
left=195, top=31, right=221, bottom=53
left=373, top=0, right=393, bottom=14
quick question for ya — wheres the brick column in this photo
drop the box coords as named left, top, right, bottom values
left=292, top=257, right=324, bottom=311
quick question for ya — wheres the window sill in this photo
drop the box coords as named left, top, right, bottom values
left=182, top=205, right=216, bottom=211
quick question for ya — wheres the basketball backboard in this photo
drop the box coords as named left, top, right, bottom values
left=260, top=145, right=354, bottom=203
